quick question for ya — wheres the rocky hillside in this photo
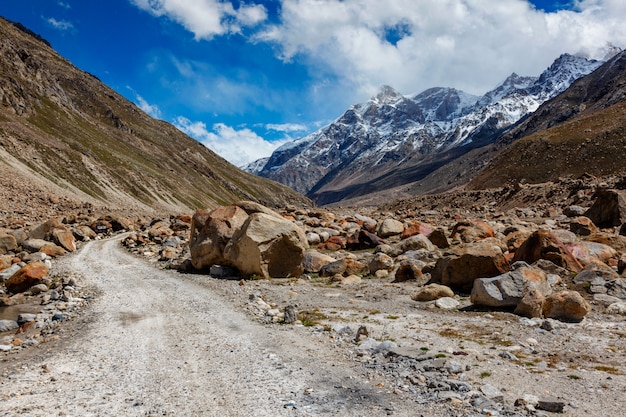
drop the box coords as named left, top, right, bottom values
left=248, top=53, right=605, bottom=205
left=469, top=50, right=626, bottom=189
left=0, top=17, right=309, bottom=221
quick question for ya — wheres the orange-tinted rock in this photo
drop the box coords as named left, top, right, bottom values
left=542, top=291, right=591, bottom=322
left=318, top=235, right=346, bottom=251
left=411, top=283, right=454, bottom=301
left=5, top=261, right=50, bottom=293
left=512, top=230, right=582, bottom=273
left=39, top=243, right=67, bottom=257
left=569, top=216, right=598, bottom=236
left=401, top=221, right=434, bottom=239
left=52, top=227, right=76, bottom=252
left=451, top=220, right=494, bottom=243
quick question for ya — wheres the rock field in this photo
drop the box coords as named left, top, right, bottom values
left=2, top=176, right=626, bottom=415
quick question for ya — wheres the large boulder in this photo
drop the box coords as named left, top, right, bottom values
left=223, top=213, right=308, bottom=279
left=393, top=259, right=426, bottom=284
left=369, top=252, right=394, bottom=275
left=512, top=230, right=582, bottom=273
left=566, top=241, right=618, bottom=267
left=399, top=234, right=436, bottom=253
left=542, top=291, right=591, bottom=322
left=377, top=218, right=404, bottom=238
left=470, top=262, right=551, bottom=308
left=320, top=258, right=366, bottom=278
left=412, top=283, right=454, bottom=301
left=189, top=205, right=249, bottom=270
left=51, top=227, right=76, bottom=252
left=584, top=189, right=626, bottom=228
left=0, top=232, right=18, bottom=254
left=431, top=243, right=509, bottom=293
left=451, top=220, right=495, bottom=243
left=5, top=261, right=49, bottom=294
left=303, top=250, right=336, bottom=273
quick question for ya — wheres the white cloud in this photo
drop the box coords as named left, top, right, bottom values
left=258, top=0, right=626, bottom=97
left=129, top=0, right=267, bottom=39
left=265, top=123, right=308, bottom=133
left=46, top=17, right=73, bottom=31
left=174, top=117, right=288, bottom=167
left=134, top=95, right=162, bottom=119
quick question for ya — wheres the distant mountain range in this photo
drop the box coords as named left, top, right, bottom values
left=247, top=50, right=622, bottom=205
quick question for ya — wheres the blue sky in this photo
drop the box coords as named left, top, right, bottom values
left=1, top=1, right=625, bottom=166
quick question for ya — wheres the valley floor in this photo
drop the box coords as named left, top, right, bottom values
left=2, top=234, right=626, bottom=416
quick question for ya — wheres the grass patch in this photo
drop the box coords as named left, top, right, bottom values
left=298, top=309, right=328, bottom=327
left=479, top=372, right=491, bottom=379
left=595, top=366, right=620, bottom=375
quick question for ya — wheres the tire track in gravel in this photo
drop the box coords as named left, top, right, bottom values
left=1, top=236, right=417, bottom=416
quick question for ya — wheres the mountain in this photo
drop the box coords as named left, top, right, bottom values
left=469, top=50, right=626, bottom=189
left=248, top=53, right=605, bottom=205
left=0, top=17, right=310, bottom=219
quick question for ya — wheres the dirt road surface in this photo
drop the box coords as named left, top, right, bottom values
left=0, top=236, right=444, bottom=417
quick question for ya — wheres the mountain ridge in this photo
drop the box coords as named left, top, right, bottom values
left=0, top=16, right=310, bottom=220
left=247, top=52, right=608, bottom=205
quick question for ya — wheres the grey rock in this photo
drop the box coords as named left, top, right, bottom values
left=480, top=384, right=504, bottom=403
left=0, top=319, right=18, bottom=332
left=0, top=264, right=22, bottom=282
left=17, top=313, right=37, bottom=325
left=435, top=297, right=459, bottom=310
left=283, top=305, right=297, bottom=324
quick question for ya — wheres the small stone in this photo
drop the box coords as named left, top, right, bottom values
left=480, top=384, right=504, bottom=403
left=537, top=400, right=565, bottom=413
left=435, top=297, right=459, bottom=310
left=283, top=305, right=297, bottom=324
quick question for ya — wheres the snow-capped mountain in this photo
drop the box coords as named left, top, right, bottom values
left=247, top=53, right=607, bottom=202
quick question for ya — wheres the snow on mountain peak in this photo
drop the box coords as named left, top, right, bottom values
left=249, top=52, right=606, bottom=197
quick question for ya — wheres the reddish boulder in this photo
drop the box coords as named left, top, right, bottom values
left=512, top=230, right=582, bottom=273
left=451, top=220, right=495, bottom=243
left=401, top=221, right=434, bottom=239
left=318, top=235, right=346, bottom=251
left=39, top=243, right=67, bottom=257
left=542, top=291, right=591, bottom=322
left=5, top=261, right=50, bottom=294
left=52, top=227, right=76, bottom=252
left=346, top=230, right=384, bottom=250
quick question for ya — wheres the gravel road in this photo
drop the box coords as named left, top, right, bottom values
left=0, top=236, right=428, bottom=417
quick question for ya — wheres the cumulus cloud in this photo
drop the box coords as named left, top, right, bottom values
left=46, top=17, right=73, bottom=31
left=257, top=0, right=626, bottom=96
left=134, top=95, right=162, bottom=119
left=174, top=117, right=289, bottom=167
left=130, top=0, right=267, bottom=39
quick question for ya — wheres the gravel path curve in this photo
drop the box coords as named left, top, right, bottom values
left=0, top=236, right=413, bottom=417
